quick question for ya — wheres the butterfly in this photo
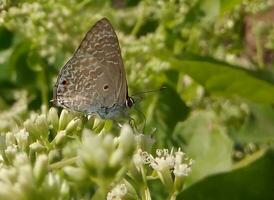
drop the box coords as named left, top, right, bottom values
left=52, top=18, right=134, bottom=119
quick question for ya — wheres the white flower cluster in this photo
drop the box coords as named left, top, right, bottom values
left=0, top=0, right=7, bottom=12
left=137, top=148, right=193, bottom=177
left=107, top=183, right=127, bottom=200
left=0, top=2, right=78, bottom=64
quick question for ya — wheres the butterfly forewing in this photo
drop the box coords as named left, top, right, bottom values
left=54, top=18, right=128, bottom=117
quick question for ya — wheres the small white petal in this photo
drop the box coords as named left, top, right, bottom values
left=107, top=183, right=127, bottom=200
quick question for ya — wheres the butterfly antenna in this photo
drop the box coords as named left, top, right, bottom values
left=131, top=86, right=166, bottom=97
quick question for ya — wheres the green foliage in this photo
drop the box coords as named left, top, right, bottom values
left=167, top=58, right=274, bottom=104
left=180, top=150, right=274, bottom=200
left=0, top=0, right=274, bottom=199
left=174, top=110, right=233, bottom=185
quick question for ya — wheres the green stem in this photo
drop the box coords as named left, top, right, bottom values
left=91, top=179, right=111, bottom=200
left=42, top=139, right=52, bottom=150
left=140, top=167, right=151, bottom=200
left=140, top=184, right=151, bottom=200
left=158, top=169, right=174, bottom=192
left=255, top=32, right=264, bottom=69
left=38, top=66, right=48, bottom=109
left=92, top=186, right=109, bottom=200
left=75, top=0, right=91, bottom=10
left=168, top=193, right=177, bottom=200
left=131, top=2, right=145, bottom=36
left=168, top=176, right=185, bottom=200
left=50, top=157, right=77, bottom=170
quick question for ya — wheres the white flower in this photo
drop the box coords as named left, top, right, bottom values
left=173, top=148, right=193, bottom=177
left=174, top=148, right=185, bottom=164
left=133, top=149, right=152, bottom=171
left=5, top=145, right=18, bottom=155
left=133, top=149, right=145, bottom=170
left=149, top=149, right=175, bottom=171
left=107, top=183, right=127, bottom=200
left=140, top=148, right=193, bottom=176
left=14, top=129, right=29, bottom=143
left=174, top=163, right=192, bottom=177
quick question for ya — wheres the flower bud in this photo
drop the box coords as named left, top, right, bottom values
left=60, top=181, right=70, bottom=199
left=14, top=153, right=29, bottom=166
left=79, top=146, right=108, bottom=174
left=5, top=132, right=16, bottom=146
left=46, top=173, right=59, bottom=191
left=48, top=107, right=59, bottom=132
left=24, top=119, right=39, bottom=140
left=0, top=183, right=14, bottom=200
left=54, top=130, right=67, bottom=146
left=64, top=166, right=87, bottom=182
left=4, top=145, right=17, bottom=163
left=118, top=125, right=135, bottom=155
left=103, top=119, right=113, bottom=132
left=16, top=164, right=34, bottom=194
left=85, top=116, right=95, bottom=129
left=109, top=148, right=124, bottom=168
left=29, top=141, right=46, bottom=153
left=15, top=129, right=29, bottom=151
left=48, top=149, right=61, bottom=164
left=65, top=118, right=81, bottom=135
left=59, top=109, right=71, bottom=130
left=93, top=118, right=105, bottom=133
left=36, top=114, right=49, bottom=139
left=79, top=133, right=109, bottom=174
left=34, top=154, right=48, bottom=185
left=102, top=134, right=115, bottom=153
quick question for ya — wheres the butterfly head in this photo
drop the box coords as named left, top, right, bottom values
left=125, top=96, right=134, bottom=108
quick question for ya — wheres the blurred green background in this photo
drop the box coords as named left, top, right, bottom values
left=0, top=0, right=274, bottom=199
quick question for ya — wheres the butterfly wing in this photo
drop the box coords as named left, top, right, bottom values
left=53, top=18, right=128, bottom=116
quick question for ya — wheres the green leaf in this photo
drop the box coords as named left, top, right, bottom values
left=27, top=51, right=43, bottom=71
left=9, top=42, right=36, bottom=85
left=169, top=59, right=274, bottom=104
left=220, top=0, right=244, bottom=15
left=0, top=49, right=13, bottom=82
left=235, top=104, right=274, bottom=143
left=0, top=27, right=13, bottom=50
left=158, top=87, right=189, bottom=130
left=174, top=110, right=233, bottom=185
left=200, top=0, right=220, bottom=21
left=179, top=150, right=274, bottom=200
left=146, top=85, right=190, bottom=146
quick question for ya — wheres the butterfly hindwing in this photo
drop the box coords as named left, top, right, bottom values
left=53, top=18, right=128, bottom=117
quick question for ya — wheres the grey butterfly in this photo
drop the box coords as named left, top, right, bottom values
left=52, top=18, right=134, bottom=119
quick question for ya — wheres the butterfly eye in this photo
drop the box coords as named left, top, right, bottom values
left=61, top=80, right=67, bottom=85
left=103, top=85, right=109, bottom=90
left=126, top=97, right=134, bottom=108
